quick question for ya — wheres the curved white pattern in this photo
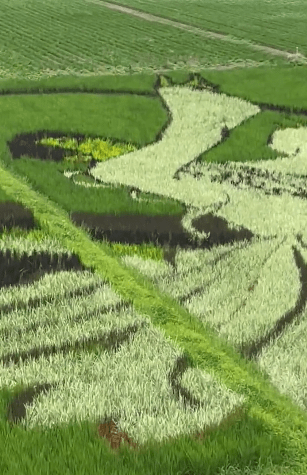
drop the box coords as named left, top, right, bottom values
left=3, top=83, right=307, bottom=445
left=90, top=86, right=307, bottom=239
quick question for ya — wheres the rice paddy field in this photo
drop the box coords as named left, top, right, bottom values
left=1, top=0, right=307, bottom=474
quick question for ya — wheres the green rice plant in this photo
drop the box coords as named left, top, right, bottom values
left=107, top=241, right=165, bottom=262
left=36, top=136, right=138, bottom=164
left=0, top=223, right=166, bottom=264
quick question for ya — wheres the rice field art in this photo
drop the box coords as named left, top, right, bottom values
left=0, top=0, right=307, bottom=473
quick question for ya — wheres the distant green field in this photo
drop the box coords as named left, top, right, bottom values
left=110, top=0, right=307, bottom=56
left=0, top=0, right=304, bottom=83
